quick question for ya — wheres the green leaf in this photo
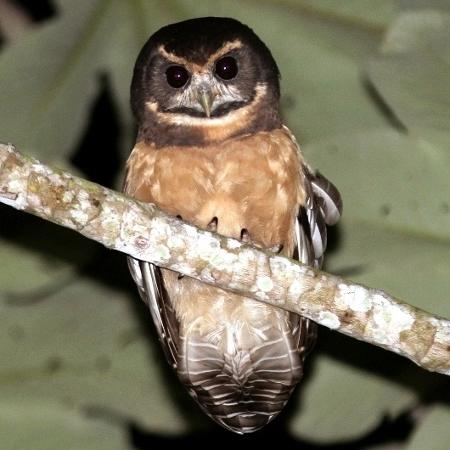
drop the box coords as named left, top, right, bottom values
left=400, top=0, right=450, bottom=12
left=305, top=129, right=450, bottom=243
left=0, top=277, right=192, bottom=434
left=407, top=406, right=450, bottom=450
left=0, top=400, right=128, bottom=450
left=0, top=1, right=104, bottom=161
left=368, top=11, right=450, bottom=147
left=0, top=0, right=173, bottom=163
left=289, top=353, right=417, bottom=442
left=0, top=237, right=73, bottom=296
left=275, top=0, right=398, bottom=28
left=0, top=207, right=96, bottom=298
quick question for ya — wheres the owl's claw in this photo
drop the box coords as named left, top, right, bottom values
left=269, top=244, right=283, bottom=254
left=207, top=217, right=218, bottom=232
left=240, top=228, right=250, bottom=243
left=240, top=228, right=260, bottom=247
left=241, top=228, right=282, bottom=253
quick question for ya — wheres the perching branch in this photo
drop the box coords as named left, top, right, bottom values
left=1, top=142, right=449, bottom=375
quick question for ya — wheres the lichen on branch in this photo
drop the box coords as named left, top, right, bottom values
left=1, top=142, right=449, bottom=375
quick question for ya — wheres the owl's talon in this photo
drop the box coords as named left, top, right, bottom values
left=207, top=217, right=218, bottom=232
left=176, top=214, right=183, bottom=220
left=240, top=228, right=250, bottom=243
left=240, top=228, right=259, bottom=247
left=269, top=244, right=283, bottom=254
left=241, top=228, right=282, bottom=253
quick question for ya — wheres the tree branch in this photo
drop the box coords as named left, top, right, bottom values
left=1, top=142, right=449, bottom=375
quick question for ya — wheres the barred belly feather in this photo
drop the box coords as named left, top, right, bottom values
left=164, top=273, right=308, bottom=433
left=179, top=319, right=306, bottom=432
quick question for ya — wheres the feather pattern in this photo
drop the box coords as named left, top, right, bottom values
left=125, top=127, right=341, bottom=433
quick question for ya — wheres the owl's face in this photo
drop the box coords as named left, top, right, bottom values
left=131, top=17, right=282, bottom=146
left=142, top=40, right=260, bottom=119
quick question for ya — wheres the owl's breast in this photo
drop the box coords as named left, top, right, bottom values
left=126, top=127, right=306, bottom=251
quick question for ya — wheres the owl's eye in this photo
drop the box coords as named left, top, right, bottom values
left=166, top=65, right=189, bottom=88
left=215, top=56, right=238, bottom=80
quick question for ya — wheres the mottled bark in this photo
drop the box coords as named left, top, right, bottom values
left=1, top=143, right=449, bottom=375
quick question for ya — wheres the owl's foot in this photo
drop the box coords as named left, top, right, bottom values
left=207, top=217, right=218, bottom=232
left=240, top=228, right=252, bottom=244
left=269, top=243, right=284, bottom=254
left=240, top=228, right=283, bottom=254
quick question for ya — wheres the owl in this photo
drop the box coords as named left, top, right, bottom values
left=124, top=17, right=342, bottom=433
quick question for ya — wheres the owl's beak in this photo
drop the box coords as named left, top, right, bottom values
left=196, top=90, right=216, bottom=118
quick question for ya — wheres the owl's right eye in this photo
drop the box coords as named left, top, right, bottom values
left=166, top=65, right=190, bottom=88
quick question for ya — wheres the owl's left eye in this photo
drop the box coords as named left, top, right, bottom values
left=215, top=56, right=238, bottom=80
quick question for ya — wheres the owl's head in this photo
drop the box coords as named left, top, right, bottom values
left=131, top=17, right=282, bottom=146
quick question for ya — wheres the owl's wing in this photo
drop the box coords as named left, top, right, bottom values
left=127, top=257, right=180, bottom=369
left=124, top=159, right=181, bottom=370
left=296, top=167, right=342, bottom=269
left=293, top=167, right=343, bottom=354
